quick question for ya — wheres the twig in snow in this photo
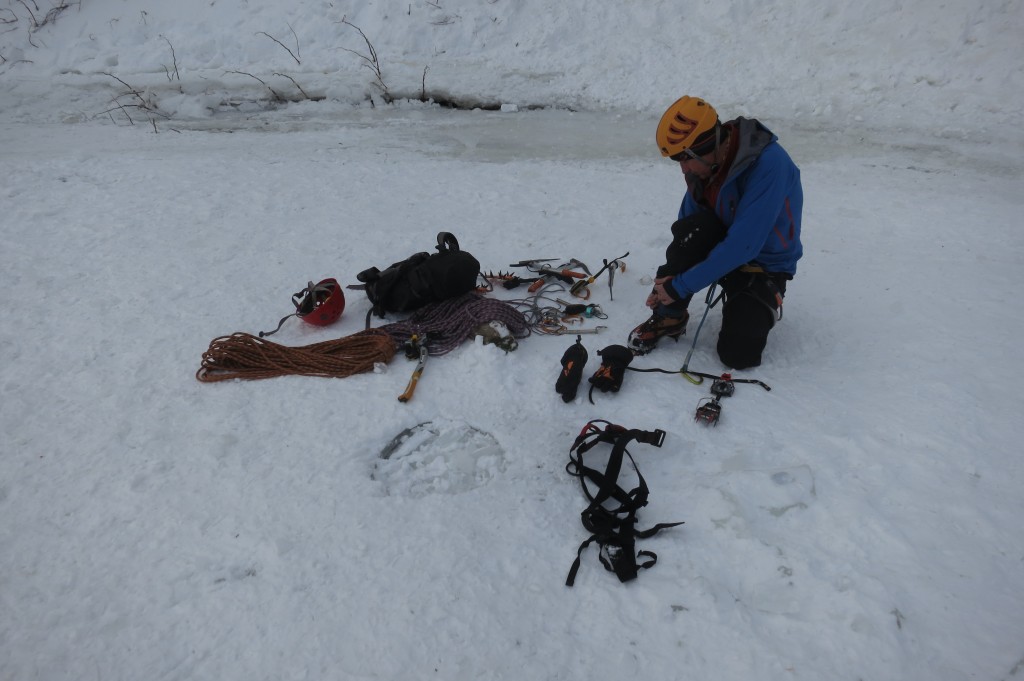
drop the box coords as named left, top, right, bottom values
left=337, top=17, right=391, bottom=103
left=257, top=26, right=301, bottom=65
left=41, top=2, right=74, bottom=27
left=100, top=72, right=169, bottom=131
left=102, top=71, right=151, bottom=109
left=160, top=35, right=180, bottom=82
left=273, top=72, right=310, bottom=100
left=225, top=70, right=285, bottom=102
left=14, top=0, right=37, bottom=28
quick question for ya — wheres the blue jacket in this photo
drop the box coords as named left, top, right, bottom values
left=667, top=118, right=803, bottom=299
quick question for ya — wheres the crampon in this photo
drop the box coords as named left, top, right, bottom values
left=691, top=372, right=770, bottom=426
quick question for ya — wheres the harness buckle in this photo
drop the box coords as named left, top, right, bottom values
left=637, top=428, right=666, bottom=448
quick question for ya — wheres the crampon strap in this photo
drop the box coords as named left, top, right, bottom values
left=564, top=420, right=683, bottom=586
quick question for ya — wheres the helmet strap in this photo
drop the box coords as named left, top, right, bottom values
left=709, top=123, right=722, bottom=173
left=683, top=122, right=723, bottom=173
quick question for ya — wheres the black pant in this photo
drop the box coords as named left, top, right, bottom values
left=657, top=211, right=789, bottom=370
left=717, top=270, right=787, bottom=369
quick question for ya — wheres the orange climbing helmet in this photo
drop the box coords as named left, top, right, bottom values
left=655, top=96, right=720, bottom=159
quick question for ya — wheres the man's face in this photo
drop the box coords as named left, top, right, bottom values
left=678, top=150, right=715, bottom=180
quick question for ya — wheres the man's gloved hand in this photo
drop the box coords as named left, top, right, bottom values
left=555, top=336, right=588, bottom=403
left=589, top=344, right=634, bottom=393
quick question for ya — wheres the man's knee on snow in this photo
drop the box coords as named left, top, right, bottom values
left=716, top=293, right=775, bottom=370
left=716, top=337, right=764, bottom=370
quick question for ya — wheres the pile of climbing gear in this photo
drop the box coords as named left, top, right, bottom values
left=557, top=280, right=773, bottom=425
left=376, top=292, right=529, bottom=356
left=380, top=293, right=530, bottom=402
left=565, top=420, right=683, bottom=586
left=196, top=232, right=535, bottom=402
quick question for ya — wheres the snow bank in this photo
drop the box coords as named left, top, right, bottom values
left=1, top=0, right=1022, bottom=140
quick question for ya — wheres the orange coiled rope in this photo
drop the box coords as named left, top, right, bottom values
left=196, top=329, right=396, bottom=382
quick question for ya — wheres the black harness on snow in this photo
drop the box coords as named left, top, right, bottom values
left=565, top=420, right=684, bottom=586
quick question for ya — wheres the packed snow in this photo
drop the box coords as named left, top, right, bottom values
left=2, top=1, right=1023, bottom=680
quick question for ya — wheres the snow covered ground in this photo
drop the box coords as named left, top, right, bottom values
left=2, top=1, right=1023, bottom=680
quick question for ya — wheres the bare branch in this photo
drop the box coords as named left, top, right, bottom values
left=257, top=29, right=300, bottom=65
left=160, top=34, right=180, bottom=81
left=420, top=65, right=428, bottom=102
left=14, top=0, right=38, bottom=28
left=41, top=2, right=72, bottom=28
left=272, top=72, right=310, bottom=100
left=225, top=69, right=285, bottom=102
left=1, top=8, right=18, bottom=24
left=102, top=100, right=136, bottom=125
left=99, top=71, right=170, bottom=131
left=287, top=23, right=300, bottom=61
left=337, top=18, right=390, bottom=102
left=101, top=71, right=150, bottom=109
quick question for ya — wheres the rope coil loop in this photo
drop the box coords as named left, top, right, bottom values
left=196, top=329, right=396, bottom=382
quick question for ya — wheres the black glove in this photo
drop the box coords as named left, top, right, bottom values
left=555, top=336, right=588, bottom=403
left=588, top=344, right=633, bottom=394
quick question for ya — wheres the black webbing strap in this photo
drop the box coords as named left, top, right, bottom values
left=565, top=420, right=682, bottom=586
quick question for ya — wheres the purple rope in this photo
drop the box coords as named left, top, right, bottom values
left=377, top=293, right=531, bottom=355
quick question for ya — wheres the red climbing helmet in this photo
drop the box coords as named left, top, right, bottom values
left=298, top=278, right=345, bottom=326
left=259, top=278, right=345, bottom=337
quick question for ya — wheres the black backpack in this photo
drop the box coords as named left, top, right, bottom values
left=354, top=232, right=481, bottom=320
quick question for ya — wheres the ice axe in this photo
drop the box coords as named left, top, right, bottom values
left=398, top=334, right=428, bottom=403
left=570, top=251, right=628, bottom=299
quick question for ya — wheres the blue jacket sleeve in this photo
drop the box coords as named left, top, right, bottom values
left=668, top=145, right=793, bottom=298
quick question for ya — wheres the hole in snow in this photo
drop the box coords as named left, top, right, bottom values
left=373, top=419, right=506, bottom=497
